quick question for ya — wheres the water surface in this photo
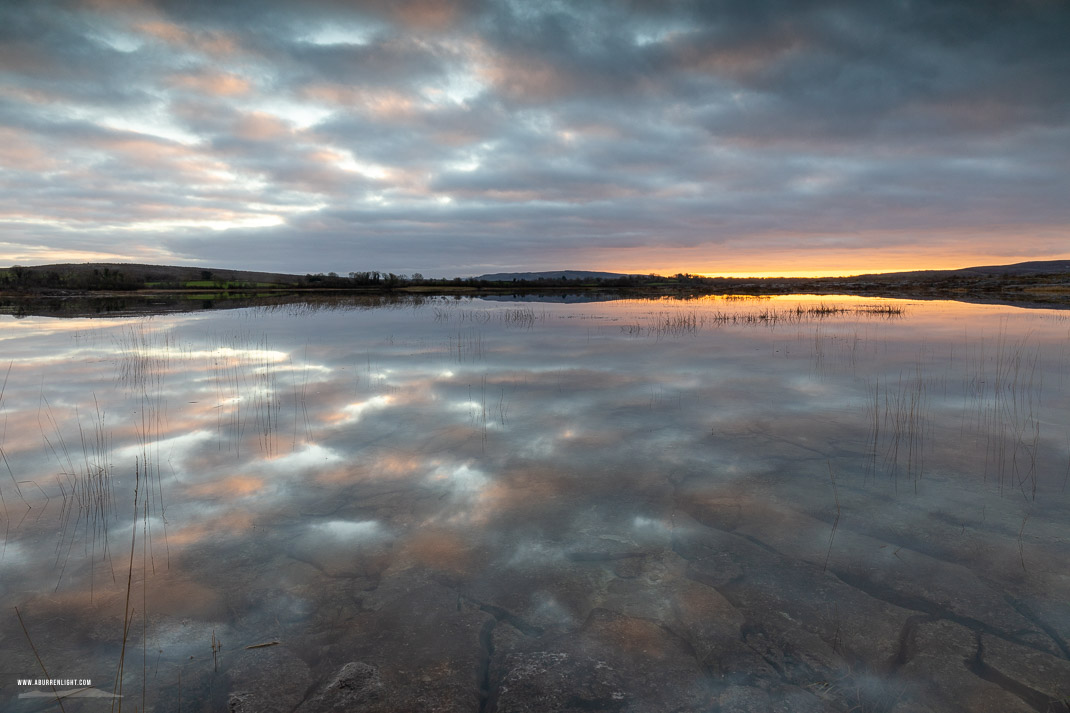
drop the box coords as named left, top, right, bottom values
left=2, top=295, right=1069, bottom=712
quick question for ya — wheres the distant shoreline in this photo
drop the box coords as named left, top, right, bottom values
left=1, top=260, right=1068, bottom=313
left=2, top=283, right=1069, bottom=322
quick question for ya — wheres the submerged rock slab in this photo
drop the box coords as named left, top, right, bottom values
left=898, top=619, right=1035, bottom=713
left=717, top=684, right=834, bottom=713
left=488, top=608, right=712, bottom=712
left=313, top=572, right=493, bottom=712
left=298, top=662, right=387, bottom=712
left=493, top=651, right=627, bottom=712
left=227, top=645, right=312, bottom=713
left=977, top=634, right=1070, bottom=710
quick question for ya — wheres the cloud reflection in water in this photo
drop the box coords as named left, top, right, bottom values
left=1, top=296, right=1069, bottom=711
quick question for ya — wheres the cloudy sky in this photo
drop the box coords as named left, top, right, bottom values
left=1, top=0, right=1068, bottom=277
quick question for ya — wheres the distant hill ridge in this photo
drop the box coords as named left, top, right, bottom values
left=475, top=270, right=641, bottom=281
left=951, top=260, right=1070, bottom=276
left=478, top=261, right=1070, bottom=280
left=3, top=259, right=1069, bottom=283
left=3, top=262, right=301, bottom=284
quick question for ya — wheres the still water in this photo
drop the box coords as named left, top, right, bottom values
left=2, top=295, right=1069, bottom=712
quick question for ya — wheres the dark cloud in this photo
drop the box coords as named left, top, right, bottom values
left=0, top=0, right=1067, bottom=273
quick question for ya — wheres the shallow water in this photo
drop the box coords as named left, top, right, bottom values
left=2, top=295, right=1069, bottom=712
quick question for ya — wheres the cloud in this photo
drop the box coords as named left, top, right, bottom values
left=0, top=0, right=1067, bottom=274
left=169, top=70, right=252, bottom=96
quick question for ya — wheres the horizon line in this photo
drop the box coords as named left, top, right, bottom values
left=3, top=258, right=1069, bottom=282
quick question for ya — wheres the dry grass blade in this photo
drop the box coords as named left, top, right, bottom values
left=112, top=459, right=140, bottom=713
left=15, top=606, right=69, bottom=713
left=1017, top=511, right=1030, bottom=572
left=823, top=462, right=841, bottom=574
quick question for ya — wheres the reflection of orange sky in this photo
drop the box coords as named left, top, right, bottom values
left=459, top=466, right=571, bottom=528
left=166, top=509, right=256, bottom=547
left=334, top=451, right=425, bottom=481
left=21, top=568, right=226, bottom=623
left=0, top=316, right=132, bottom=339
left=396, top=527, right=479, bottom=576
left=187, top=474, right=264, bottom=498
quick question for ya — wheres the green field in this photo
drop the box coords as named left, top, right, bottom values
left=143, top=280, right=279, bottom=289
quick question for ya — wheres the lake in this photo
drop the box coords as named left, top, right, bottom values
left=2, top=294, right=1069, bottom=712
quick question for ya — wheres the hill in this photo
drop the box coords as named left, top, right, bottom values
left=3, top=262, right=303, bottom=285
left=863, top=259, right=1070, bottom=279
left=476, top=270, right=638, bottom=281
left=952, top=260, right=1070, bottom=276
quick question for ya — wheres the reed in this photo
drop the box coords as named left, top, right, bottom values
left=113, top=458, right=140, bottom=713
left=499, top=307, right=537, bottom=328
left=823, top=462, right=841, bottom=573
left=15, top=606, right=69, bottom=713
left=41, top=393, right=120, bottom=595
left=635, top=301, right=905, bottom=338
left=451, top=328, right=486, bottom=363
left=859, top=362, right=932, bottom=492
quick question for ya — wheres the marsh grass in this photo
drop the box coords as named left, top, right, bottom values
left=114, top=325, right=172, bottom=392
left=467, top=375, right=489, bottom=451
left=40, top=394, right=118, bottom=594
left=652, top=311, right=699, bottom=339
left=498, top=385, right=510, bottom=427
left=208, top=337, right=248, bottom=458
left=433, top=305, right=540, bottom=329
left=622, top=301, right=906, bottom=338
left=251, top=338, right=282, bottom=458
left=289, top=354, right=315, bottom=453
left=202, top=330, right=303, bottom=459
left=73, top=397, right=114, bottom=597
left=499, top=307, right=537, bottom=328
left=14, top=395, right=132, bottom=695
left=864, top=368, right=929, bottom=491
left=113, top=323, right=175, bottom=574
left=857, top=320, right=1064, bottom=504
left=450, top=328, right=486, bottom=363
left=964, top=325, right=1045, bottom=498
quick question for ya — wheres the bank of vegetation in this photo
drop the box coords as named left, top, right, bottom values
left=1, top=261, right=1068, bottom=307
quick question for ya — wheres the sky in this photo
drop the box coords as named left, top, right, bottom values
left=1, top=0, right=1068, bottom=278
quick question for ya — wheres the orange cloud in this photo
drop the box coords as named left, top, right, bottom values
left=477, top=55, right=568, bottom=103
left=302, top=84, right=418, bottom=119
left=675, top=31, right=808, bottom=81
left=395, top=0, right=462, bottom=29
left=170, top=71, right=251, bottom=96
left=0, top=129, right=58, bottom=172
left=136, top=20, right=238, bottom=56
left=233, top=112, right=293, bottom=140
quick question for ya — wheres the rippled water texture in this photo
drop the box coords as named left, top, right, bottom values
left=2, top=295, right=1069, bottom=712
